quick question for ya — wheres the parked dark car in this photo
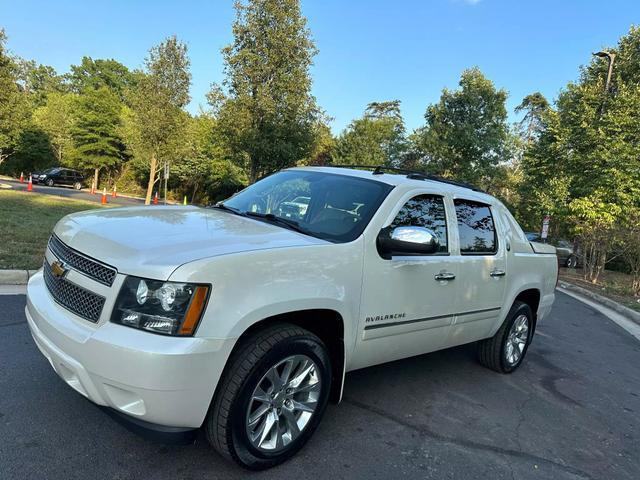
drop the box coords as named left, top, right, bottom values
left=33, top=167, right=84, bottom=190
left=525, top=232, right=578, bottom=268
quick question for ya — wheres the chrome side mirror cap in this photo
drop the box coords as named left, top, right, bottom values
left=377, top=226, right=440, bottom=259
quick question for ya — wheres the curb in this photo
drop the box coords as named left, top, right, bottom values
left=558, top=280, right=640, bottom=326
left=0, top=269, right=37, bottom=285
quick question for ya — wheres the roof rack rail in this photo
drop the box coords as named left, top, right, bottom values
left=316, top=164, right=485, bottom=193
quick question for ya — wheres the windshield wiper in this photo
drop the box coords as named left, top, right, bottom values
left=245, top=211, right=311, bottom=236
left=211, top=203, right=246, bottom=217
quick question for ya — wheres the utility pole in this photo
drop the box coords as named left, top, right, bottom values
left=592, top=50, right=616, bottom=93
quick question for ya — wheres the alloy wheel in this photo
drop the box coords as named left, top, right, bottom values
left=505, top=314, right=529, bottom=366
left=246, top=354, right=321, bottom=452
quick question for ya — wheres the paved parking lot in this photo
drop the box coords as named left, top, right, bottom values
left=1, top=291, right=638, bottom=479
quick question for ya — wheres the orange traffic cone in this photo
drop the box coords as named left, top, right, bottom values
left=101, top=187, right=107, bottom=205
left=20, top=172, right=24, bottom=183
left=153, top=192, right=159, bottom=205
left=27, top=175, right=33, bottom=192
left=90, top=180, right=96, bottom=195
left=112, top=185, right=117, bottom=198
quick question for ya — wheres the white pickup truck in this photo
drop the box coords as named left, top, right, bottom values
left=26, top=166, right=557, bottom=469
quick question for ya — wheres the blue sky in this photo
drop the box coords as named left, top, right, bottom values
left=1, top=0, right=638, bottom=133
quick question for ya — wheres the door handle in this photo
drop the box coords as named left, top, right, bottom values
left=434, top=272, right=456, bottom=281
left=490, top=269, right=506, bottom=277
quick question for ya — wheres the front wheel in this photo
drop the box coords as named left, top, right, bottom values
left=206, top=324, right=331, bottom=470
left=478, top=301, right=533, bottom=373
left=45, top=178, right=54, bottom=187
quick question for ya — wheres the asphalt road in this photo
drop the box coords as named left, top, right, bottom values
left=1, top=291, right=638, bottom=479
left=1, top=178, right=145, bottom=206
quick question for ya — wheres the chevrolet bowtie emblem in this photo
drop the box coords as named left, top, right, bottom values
left=50, top=261, right=68, bottom=278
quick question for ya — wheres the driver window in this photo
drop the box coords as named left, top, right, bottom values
left=391, top=195, right=448, bottom=253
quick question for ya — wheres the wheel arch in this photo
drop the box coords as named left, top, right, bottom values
left=223, top=309, right=346, bottom=404
left=513, top=288, right=541, bottom=336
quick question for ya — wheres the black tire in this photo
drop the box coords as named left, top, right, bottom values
left=46, top=178, right=54, bottom=187
left=73, top=182, right=82, bottom=190
left=565, top=255, right=577, bottom=268
left=205, top=323, right=332, bottom=470
left=477, top=301, right=533, bottom=373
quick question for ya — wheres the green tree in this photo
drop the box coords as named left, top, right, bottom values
left=515, top=92, right=550, bottom=144
left=213, top=0, right=320, bottom=183
left=32, top=92, right=76, bottom=165
left=129, top=36, right=191, bottom=204
left=335, top=104, right=407, bottom=167
left=414, top=68, right=511, bottom=187
left=516, top=95, right=571, bottom=230
left=301, top=120, right=335, bottom=166
left=0, top=29, right=27, bottom=168
left=620, top=211, right=640, bottom=297
left=7, top=126, right=56, bottom=175
left=171, top=114, right=246, bottom=203
left=517, top=27, right=640, bottom=283
left=16, top=60, right=67, bottom=108
left=71, top=86, right=126, bottom=188
left=68, top=57, right=135, bottom=102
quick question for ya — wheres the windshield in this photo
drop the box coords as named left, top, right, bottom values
left=222, top=170, right=393, bottom=242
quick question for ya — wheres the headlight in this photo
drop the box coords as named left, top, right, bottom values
left=111, top=276, right=210, bottom=336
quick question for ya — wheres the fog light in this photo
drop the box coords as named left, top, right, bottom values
left=121, top=310, right=142, bottom=327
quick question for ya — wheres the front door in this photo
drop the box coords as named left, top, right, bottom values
left=352, top=192, right=458, bottom=370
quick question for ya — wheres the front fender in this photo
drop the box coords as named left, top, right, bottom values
left=168, top=241, right=364, bottom=355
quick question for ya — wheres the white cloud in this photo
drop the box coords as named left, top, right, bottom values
left=463, top=0, right=483, bottom=5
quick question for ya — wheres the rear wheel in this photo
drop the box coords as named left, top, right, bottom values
left=478, top=301, right=533, bottom=373
left=565, top=255, right=577, bottom=268
left=73, top=182, right=82, bottom=190
left=206, top=324, right=331, bottom=470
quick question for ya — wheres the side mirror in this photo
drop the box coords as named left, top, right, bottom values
left=377, top=226, right=440, bottom=259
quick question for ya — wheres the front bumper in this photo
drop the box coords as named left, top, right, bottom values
left=26, top=270, right=236, bottom=429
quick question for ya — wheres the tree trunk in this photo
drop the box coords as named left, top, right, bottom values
left=191, top=180, right=199, bottom=204
left=93, top=168, right=99, bottom=191
left=145, top=151, right=158, bottom=205
left=249, top=159, right=259, bottom=184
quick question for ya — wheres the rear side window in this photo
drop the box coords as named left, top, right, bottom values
left=454, top=199, right=497, bottom=255
left=391, top=195, right=448, bottom=253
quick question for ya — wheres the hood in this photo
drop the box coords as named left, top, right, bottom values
left=54, top=206, right=327, bottom=279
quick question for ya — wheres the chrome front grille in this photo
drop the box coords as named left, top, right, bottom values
left=43, top=261, right=106, bottom=323
left=48, top=235, right=117, bottom=286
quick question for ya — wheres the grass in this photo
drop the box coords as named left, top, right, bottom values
left=559, top=267, right=640, bottom=312
left=0, top=189, right=107, bottom=270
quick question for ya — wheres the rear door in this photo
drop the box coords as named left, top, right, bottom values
left=59, top=169, right=72, bottom=185
left=447, top=198, right=507, bottom=346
